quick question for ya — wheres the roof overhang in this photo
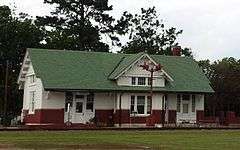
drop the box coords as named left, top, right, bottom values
left=17, top=50, right=31, bottom=89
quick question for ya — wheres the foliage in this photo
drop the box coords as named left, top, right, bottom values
left=0, top=5, right=44, bottom=124
left=35, top=0, right=118, bottom=52
left=199, top=58, right=240, bottom=116
left=115, top=7, right=192, bottom=56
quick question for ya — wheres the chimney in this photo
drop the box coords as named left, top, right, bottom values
left=171, top=46, right=181, bottom=56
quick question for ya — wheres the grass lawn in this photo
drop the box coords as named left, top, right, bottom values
left=0, top=130, right=240, bottom=150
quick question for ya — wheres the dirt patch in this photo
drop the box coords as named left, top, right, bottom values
left=0, top=143, right=151, bottom=150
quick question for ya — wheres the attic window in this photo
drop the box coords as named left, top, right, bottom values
left=138, top=77, right=146, bottom=85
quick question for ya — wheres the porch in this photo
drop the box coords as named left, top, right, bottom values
left=62, top=92, right=204, bottom=127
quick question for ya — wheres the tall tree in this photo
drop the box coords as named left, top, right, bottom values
left=0, top=5, right=44, bottom=125
left=198, top=58, right=240, bottom=116
left=36, top=0, right=118, bottom=52
left=115, top=7, right=192, bottom=56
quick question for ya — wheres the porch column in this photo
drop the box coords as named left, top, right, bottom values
left=196, top=94, right=205, bottom=123
left=114, top=93, right=130, bottom=126
left=151, top=93, right=164, bottom=125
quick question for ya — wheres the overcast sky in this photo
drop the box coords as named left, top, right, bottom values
left=1, top=0, right=240, bottom=61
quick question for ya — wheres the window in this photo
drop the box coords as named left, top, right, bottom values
left=147, top=96, right=151, bottom=114
left=148, top=77, right=152, bottom=86
left=76, top=102, right=83, bottom=113
left=29, top=75, right=35, bottom=83
left=86, top=94, right=94, bottom=112
left=130, top=96, right=135, bottom=113
left=183, top=103, right=189, bottom=113
left=131, top=77, right=136, bottom=85
left=138, top=77, right=146, bottom=85
left=192, top=95, right=196, bottom=112
left=177, top=94, right=181, bottom=112
left=137, top=96, right=145, bottom=114
left=29, top=91, right=35, bottom=113
left=76, top=95, right=84, bottom=99
left=182, top=94, right=190, bottom=101
left=130, top=95, right=150, bottom=115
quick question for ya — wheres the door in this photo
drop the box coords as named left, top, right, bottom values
left=176, top=94, right=196, bottom=123
left=73, top=98, right=85, bottom=123
left=64, top=93, right=94, bottom=124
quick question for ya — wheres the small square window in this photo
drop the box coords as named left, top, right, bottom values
left=138, top=77, right=146, bottom=85
left=132, top=77, right=136, bottom=85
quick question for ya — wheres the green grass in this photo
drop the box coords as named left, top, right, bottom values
left=0, top=130, right=240, bottom=149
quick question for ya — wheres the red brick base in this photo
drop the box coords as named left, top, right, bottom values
left=95, top=109, right=114, bottom=126
left=196, top=110, right=204, bottom=123
left=113, top=109, right=130, bottom=124
left=113, top=109, right=166, bottom=126
left=168, top=110, right=176, bottom=123
left=23, top=109, right=64, bottom=124
left=22, top=108, right=178, bottom=127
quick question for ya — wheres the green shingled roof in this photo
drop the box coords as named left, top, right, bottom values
left=27, top=48, right=214, bottom=93
left=108, top=52, right=145, bottom=79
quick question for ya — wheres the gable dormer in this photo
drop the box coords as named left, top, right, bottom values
left=108, top=53, right=173, bottom=87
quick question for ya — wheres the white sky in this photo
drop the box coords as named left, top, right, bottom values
left=1, top=0, right=240, bottom=61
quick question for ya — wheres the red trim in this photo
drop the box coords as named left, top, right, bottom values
left=23, top=109, right=64, bottom=124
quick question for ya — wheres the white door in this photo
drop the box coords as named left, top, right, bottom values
left=64, top=94, right=95, bottom=124
left=73, top=98, right=85, bottom=123
left=176, top=94, right=196, bottom=123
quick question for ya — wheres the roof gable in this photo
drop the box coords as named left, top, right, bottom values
left=109, top=52, right=173, bottom=82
